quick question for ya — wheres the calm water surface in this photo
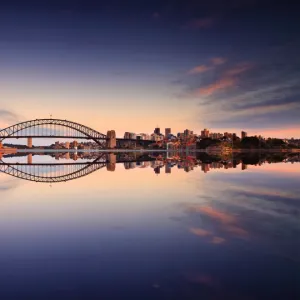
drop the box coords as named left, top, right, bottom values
left=0, top=152, right=299, bottom=299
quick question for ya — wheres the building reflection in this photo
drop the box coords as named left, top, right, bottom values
left=0, top=151, right=299, bottom=182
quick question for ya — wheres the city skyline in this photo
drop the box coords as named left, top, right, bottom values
left=1, top=118, right=299, bottom=149
left=0, top=1, right=300, bottom=138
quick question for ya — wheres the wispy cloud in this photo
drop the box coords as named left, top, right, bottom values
left=187, top=61, right=252, bottom=96
left=190, top=227, right=211, bottom=237
left=188, top=57, right=227, bottom=75
left=225, top=62, right=254, bottom=76
left=195, top=205, right=236, bottom=224
left=211, top=57, right=227, bottom=65
left=211, top=236, right=226, bottom=244
left=185, top=204, right=249, bottom=239
left=187, top=65, right=211, bottom=75
left=195, top=77, right=236, bottom=96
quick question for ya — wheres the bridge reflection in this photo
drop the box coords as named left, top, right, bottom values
left=0, top=152, right=299, bottom=183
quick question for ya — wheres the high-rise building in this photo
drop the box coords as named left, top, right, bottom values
left=129, top=133, right=136, bottom=140
left=124, top=132, right=136, bottom=139
left=241, top=131, right=247, bottom=139
left=201, top=129, right=209, bottom=138
left=184, top=129, right=193, bottom=136
left=138, top=133, right=151, bottom=140
left=165, top=128, right=171, bottom=138
left=151, top=133, right=164, bottom=142
left=165, top=164, right=171, bottom=174
left=154, top=127, right=160, bottom=134
left=224, top=132, right=233, bottom=139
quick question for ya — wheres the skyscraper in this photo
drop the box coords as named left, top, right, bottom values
left=165, top=128, right=171, bottom=138
left=165, top=164, right=171, bottom=174
left=241, top=131, right=247, bottom=139
left=201, top=129, right=209, bottom=138
left=184, top=129, right=193, bottom=136
left=154, top=127, right=160, bottom=134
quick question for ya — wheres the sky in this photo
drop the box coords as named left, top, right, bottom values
left=0, top=0, right=300, bottom=138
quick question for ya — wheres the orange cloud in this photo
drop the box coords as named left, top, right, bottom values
left=198, top=206, right=236, bottom=223
left=211, top=57, right=227, bottom=65
left=190, top=227, right=212, bottom=237
left=196, top=77, right=236, bottom=96
left=187, top=18, right=214, bottom=29
left=225, top=63, right=253, bottom=76
left=188, top=65, right=211, bottom=74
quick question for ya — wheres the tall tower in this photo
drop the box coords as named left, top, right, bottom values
left=165, top=128, right=171, bottom=137
left=241, top=131, right=247, bottom=139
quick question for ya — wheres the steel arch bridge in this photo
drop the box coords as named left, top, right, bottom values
left=0, top=119, right=107, bottom=148
left=0, top=156, right=107, bottom=183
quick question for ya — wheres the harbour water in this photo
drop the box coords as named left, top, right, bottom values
left=0, top=152, right=299, bottom=299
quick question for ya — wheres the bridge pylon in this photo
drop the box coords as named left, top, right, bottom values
left=106, top=130, right=116, bottom=149
left=28, top=137, right=33, bottom=148
left=27, top=154, right=33, bottom=164
left=107, top=153, right=116, bottom=171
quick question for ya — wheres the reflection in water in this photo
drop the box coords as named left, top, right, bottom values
left=1, top=151, right=299, bottom=183
left=0, top=151, right=299, bottom=299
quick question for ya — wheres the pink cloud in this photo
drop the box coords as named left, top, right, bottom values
left=211, top=236, right=226, bottom=244
left=188, top=65, right=211, bottom=75
left=190, top=227, right=212, bottom=237
left=211, top=57, right=227, bottom=65
left=186, top=204, right=249, bottom=240
left=196, top=77, right=236, bottom=96
left=225, top=62, right=253, bottom=76
left=186, top=17, right=214, bottom=29
left=197, top=206, right=236, bottom=223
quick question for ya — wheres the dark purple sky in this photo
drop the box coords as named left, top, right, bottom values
left=0, top=0, right=299, bottom=137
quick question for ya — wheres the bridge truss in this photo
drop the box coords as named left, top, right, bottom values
left=0, top=156, right=107, bottom=183
left=0, top=119, right=107, bottom=148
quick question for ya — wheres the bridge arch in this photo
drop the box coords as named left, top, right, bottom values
left=0, top=119, right=107, bottom=147
left=0, top=156, right=107, bottom=183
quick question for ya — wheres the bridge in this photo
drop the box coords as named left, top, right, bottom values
left=0, top=118, right=153, bottom=149
left=0, top=153, right=156, bottom=183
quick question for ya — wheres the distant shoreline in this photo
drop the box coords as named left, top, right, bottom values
left=7, top=148, right=300, bottom=153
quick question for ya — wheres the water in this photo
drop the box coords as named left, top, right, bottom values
left=0, top=152, right=299, bottom=299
